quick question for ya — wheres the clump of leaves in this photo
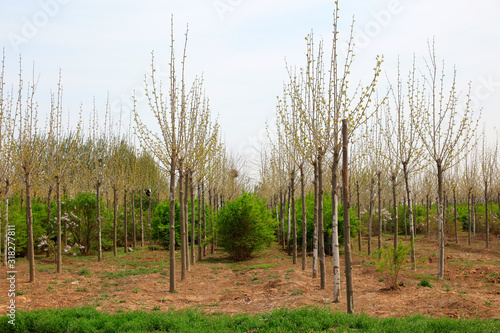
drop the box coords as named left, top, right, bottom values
left=373, top=243, right=411, bottom=289
left=78, top=268, right=91, bottom=277
left=217, top=191, right=277, bottom=261
left=417, top=279, right=433, bottom=288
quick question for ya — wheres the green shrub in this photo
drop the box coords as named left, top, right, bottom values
left=373, top=242, right=411, bottom=289
left=417, top=279, right=433, bottom=288
left=217, top=192, right=276, bottom=261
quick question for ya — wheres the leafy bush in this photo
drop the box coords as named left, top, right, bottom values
left=217, top=192, right=276, bottom=261
left=373, top=242, right=411, bottom=289
left=417, top=279, right=433, bottom=288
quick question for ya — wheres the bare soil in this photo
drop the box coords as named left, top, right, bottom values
left=2, top=235, right=500, bottom=319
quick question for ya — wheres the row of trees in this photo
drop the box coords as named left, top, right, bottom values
left=260, top=2, right=491, bottom=312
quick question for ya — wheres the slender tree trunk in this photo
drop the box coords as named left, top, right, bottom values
left=291, top=171, right=297, bottom=265
left=124, top=188, right=128, bottom=253
left=402, top=162, right=415, bottom=271
left=485, top=181, right=489, bottom=249
left=56, top=176, right=62, bottom=272
left=426, top=195, right=430, bottom=238
left=25, top=167, right=35, bottom=282
left=472, top=195, right=476, bottom=236
left=437, top=159, right=444, bottom=280
left=318, top=154, right=326, bottom=290
left=357, top=181, right=361, bottom=252
left=202, top=181, right=206, bottom=257
left=312, top=161, right=318, bottom=279
left=391, top=174, right=398, bottom=253
left=184, top=170, right=190, bottom=270
left=140, top=189, right=144, bottom=247
left=148, top=192, right=152, bottom=246
left=179, top=169, right=186, bottom=280
left=132, top=190, right=136, bottom=248
left=113, top=185, right=117, bottom=257
left=467, top=190, right=471, bottom=245
left=97, top=180, right=102, bottom=261
left=169, top=153, right=177, bottom=292
left=190, top=172, right=195, bottom=265
left=342, top=120, right=353, bottom=314
left=368, top=179, right=374, bottom=255
left=300, top=165, right=307, bottom=271
left=453, top=189, right=458, bottom=244
left=197, top=183, right=202, bottom=261
left=403, top=196, right=407, bottom=237
left=377, top=172, right=382, bottom=251
left=3, top=180, right=10, bottom=267
left=287, top=184, right=291, bottom=256
left=211, top=189, right=215, bottom=254
left=331, top=153, right=341, bottom=303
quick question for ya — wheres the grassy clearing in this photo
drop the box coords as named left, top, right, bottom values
left=100, top=266, right=166, bottom=279
left=230, top=263, right=277, bottom=272
left=1, top=307, right=499, bottom=333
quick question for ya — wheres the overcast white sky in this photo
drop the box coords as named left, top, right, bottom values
left=1, top=0, right=499, bottom=173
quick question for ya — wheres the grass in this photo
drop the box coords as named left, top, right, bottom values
left=100, top=266, right=164, bottom=279
left=230, top=263, right=277, bottom=271
left=1, top=306, right=499, bottom=333
left=417, top=279, right=433, bottom=288
left=78, top=268, right=91, bottom=277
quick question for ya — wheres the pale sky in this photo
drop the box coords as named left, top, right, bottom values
left=1, top=0, right=499, bottom=176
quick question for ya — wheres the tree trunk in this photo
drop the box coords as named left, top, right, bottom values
left=190, top=172, right=195, bottom=265
left=368, top=179, right=374, bottom=255
left=331, top=146, right=341, bottom=302
left=202, top=181, right=206, bottom=257
left=291, top=171, right=297, bottom=265
left=403, top=196, right=407, bottom=237
left=391, top=174, right=398, bottom=253
left=485, top=181, right=489, bottom=249
left=472, top=195, right=476, bottom=236
left=148, top=192, right=152, bottom=246
left=467, top=190, right=471, bottom=245
left=197, top=183, right=202, bottom=261
left=140, top=188, right=144, bottom=247
left=312, top=161, right=318, bottom=279
left=97, top=179, right=102, bottom=262
left=124, top=188, right=128, bottom=253
left=132, top=190, right=136, bottom=248
left=3, top=180, right=10, bottom=267
left=377, top=172, right=382, bottom=251
left=437, top=159, right=444, bottom=280
left=426, top=195, right=430, bottom=238
left=342, top=119, right=353, bottom=314
left=55, top=176, right=63, bottom=272
left=179, top=168, right=186, bottom=280
left=184, top=171, right=190, bottom=270
left=169, top=153, right=177, bottom=292
left=318, top=154, right=326, bottom=290
left=357, top=181, right=361, bottom=252
left=453, top=189, right=458, bottom=244
left=300, top=165, right=307, bottom=271
left=287, top=184, right=291, bottom=256
left=113, top=185, right=117, bottom=257
left=402, top=162, right=415, bottom=271
left=25, top=166, right=35, bottom=283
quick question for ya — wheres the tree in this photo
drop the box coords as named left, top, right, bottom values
left=217, top=192, right=276, bottom=261
left=411, top=40, right=480, bottom=280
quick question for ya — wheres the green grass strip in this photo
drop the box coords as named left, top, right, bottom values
left=1, top=306, right=499, bottom=332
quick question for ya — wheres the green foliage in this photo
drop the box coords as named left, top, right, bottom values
left=217, top=192, right=276, bottom=261
left=417, top=279, right=433, bottom=288
left=1, top=306, right=500, bottom=333
left=373, top=242, right=412, bottom=289
left=152, top=200, right=181, bottom=248
left=78, top=268, right=91, bottom=277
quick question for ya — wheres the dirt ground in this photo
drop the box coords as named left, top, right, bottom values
left=2, top=235, right=499, bottom=319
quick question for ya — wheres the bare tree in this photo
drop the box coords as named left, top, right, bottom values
left=411, top=40, right=480, bottom=280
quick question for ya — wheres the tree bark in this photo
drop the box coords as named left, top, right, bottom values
left=342, top=119, right=353, bottom=314
left=357, top=181, right=361, bottom=252
left=391, top=174, right=398, bottom=254
left=300, top=165, right=307, bottom=271
left=3, top=180, right=10, bottom=267
left=197, top=182, right=202, bottom=261
left=25, top=166, right=35, bottom=283
left=291, top=171, right=297, bottom=265
left=312, top=161, right=318, bottom=279
left=318, top=155, right=326, bottom=290
left=140, top=188, right=144, bottom=247
left=368, top=178, right=374, bottom=255
left=124, top=188, right=128, bottom=253
left=190, top=172, right=195, bottom=265
left=437, top=159, right=444, bottom=280
left=485, top=181, right=489, bottom=249
left=179, top=168, right=186, bottom=280
left=331, top=146, right=341, bottom=302
left=453, top=188, right=458, bottom=244
left=132, top=190, right=136, bottom=248
left=97, top=179, right=102, bottom=262
left=169, top=152, right=177, bottom=292
left=113, top=185, right=117, bottom=257
left=377, top=172, right=382, bottom=251
left=56, top=176, right=62, bottom=272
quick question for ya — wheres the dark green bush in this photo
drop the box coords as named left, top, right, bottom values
left=217, top=192, right=276, bottom=261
